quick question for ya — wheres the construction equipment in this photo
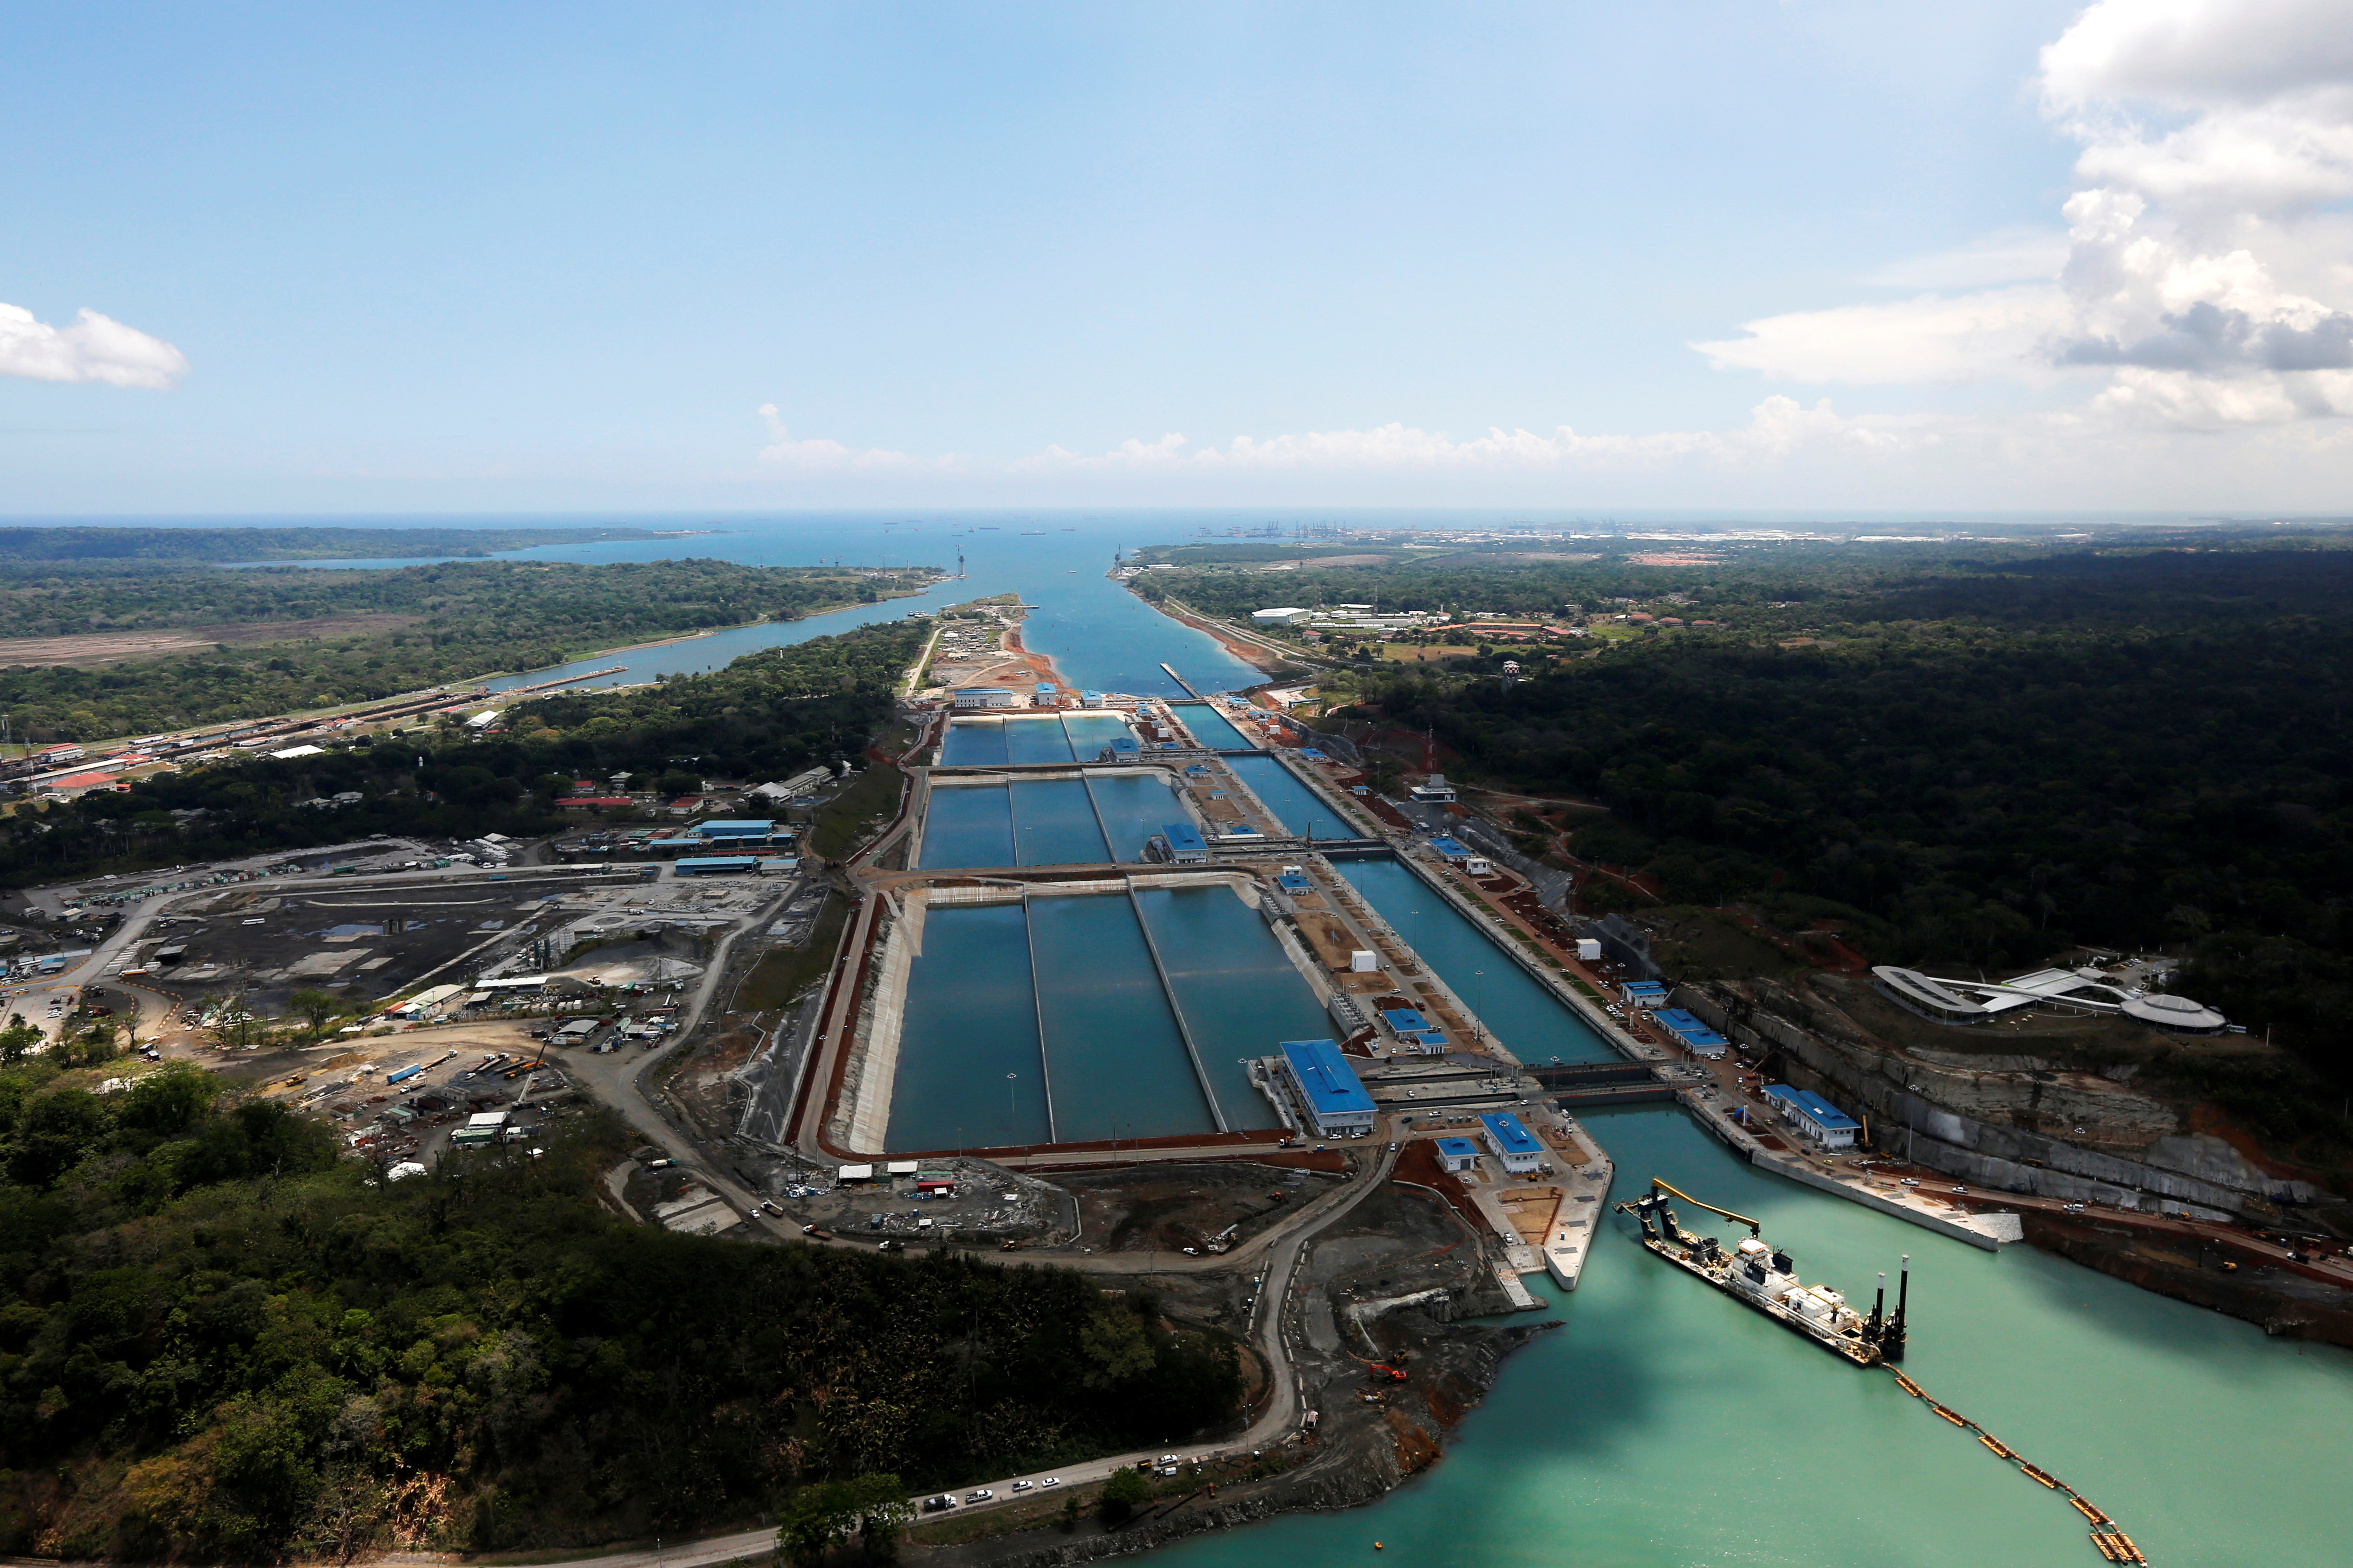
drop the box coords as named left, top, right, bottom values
left=1367, top=1363, right=1408, bottom=1383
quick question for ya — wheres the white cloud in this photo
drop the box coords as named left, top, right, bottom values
left=1694, top=285, right=2072, bottom=385
left=1698, top=0, right=2353, bottom=431
left=0, top=303, right=188, bottom=389
left=1864, top=228, right=2073, bottom=290
left=755, top=403, right=944, bottom=471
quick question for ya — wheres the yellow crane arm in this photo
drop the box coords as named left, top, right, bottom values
left=1651, top=1178, right=1762, bottom=1235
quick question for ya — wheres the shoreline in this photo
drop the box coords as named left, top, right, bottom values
left=482, top=574, right=948, bottom=686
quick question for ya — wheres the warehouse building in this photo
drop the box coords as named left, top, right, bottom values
left=1151, top=820, right=1208, bottom=865
left=1434, top=1136, right=1480, bottom=1173
left=953, top=687, right=1029, bottom=710
left=1655, top=1007, right=1730, bottom=1058
left=1280, top=1038, right=1378, bottom=1137
left=675, top=855, right=761, bottom=876
left=1479, top=1111, right=1545, bottom=1174
left=692, top=818, right=780, bottom=847
left=1762, top=1085, right=1860, bottom=1149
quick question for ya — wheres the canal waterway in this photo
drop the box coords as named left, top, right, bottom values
left=1335, top=854, right=1616, bottom=1066
left=1160, top=1100, right=2353, bottom=1568
left=1225, top=752, right=1355, bottom=841
left=404, top=516, right=1273, bottom=697
left=1175, top=700, right=1254, bottom=748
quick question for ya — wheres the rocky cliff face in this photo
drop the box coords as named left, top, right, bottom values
left=1677, top=976, right=2333, bottom=1221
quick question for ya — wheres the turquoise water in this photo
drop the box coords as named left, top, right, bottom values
left=922, top=773, right=1186, bottom=867
left=917, top=785, right=1018, bottom=868
left=1064, top=711, right=1137, bottom=753
left=919, top=780, right=1127, bottom=868
left=1131, top=884, right=1323, bottom=1130
left=937, top=720, right=1013, bottom=766
left=1086, top=772, right=1187, bottom=863
left=886, top=902, right=1050, bottom=1149
left=1005, top=716, right=1079, bottom=764
left=1227, top=752, right=1354, bottom=841
left=1159, top=1103, right=2353, bottom=1568
left=1336, top=855, right=1615, bottom=1065
left=1176, top=701, right=1254, bottom=748
left=1010, top=778, right=1112, bottom=865
left=940, top=712, right=1138, bottom=765
left=1028, top=895, right=1214, bottom=1143
left=886, top=886, right=1328, bottom=1147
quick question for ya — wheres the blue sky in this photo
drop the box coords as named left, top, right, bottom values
left=7, top=2, right=2353, bottom=512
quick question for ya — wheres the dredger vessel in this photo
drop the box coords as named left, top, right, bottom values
left=1617, top=1177, right=1909, bottom=1367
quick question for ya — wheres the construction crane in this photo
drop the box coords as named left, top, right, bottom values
left=1645, top=1177, right=1762, bottom=1237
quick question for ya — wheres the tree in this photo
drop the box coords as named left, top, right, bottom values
left=288, top=988, right=345, bottom=1039
left=0, top=1013, right=39, bottom=1065
left=1098, top=1466, right=1149, bottom=1523
left=777, top=1474, right=910, bottom=1566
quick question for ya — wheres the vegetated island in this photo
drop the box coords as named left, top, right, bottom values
left=1129, top=530, right=2353, bottom=1330
left=0, top=555, right=943, bottom=742
left=0, top=523, right=701, bottom=563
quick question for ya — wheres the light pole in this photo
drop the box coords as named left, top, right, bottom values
left=1007, top=1071, right=1017, bottom=1132
left=1473, top=970, right=1486, bottom=1044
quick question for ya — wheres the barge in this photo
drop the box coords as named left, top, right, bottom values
left=1616, top=1177, right=1908, bottom=1366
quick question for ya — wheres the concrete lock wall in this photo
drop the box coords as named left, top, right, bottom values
left=1671, top=985, right=2290, bottom=1221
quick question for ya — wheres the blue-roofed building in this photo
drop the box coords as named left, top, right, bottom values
left=1621, top=980, right=1670, bottom=1009
left=1479, top=1111, right=1545, bottom=1173
left=1035, top=682, right=1057, bottom=698
left=1280, top=1039, right=1378, bottom=1136
left=1379, top=1006, right=1433, bottom=1036
left=1098, top=736, right=1142, bottom=761
left=1762, top=1084, right=1860, bottom=1149
left=675, top=856, right=760, bottom=876
left=1277, top=871, right=1313, bottom=894
left=1082, top=691, right=1105, bottom=706
left=1430, top=836, right=1472, bottom=862
left=694, top=818, right=776, bottom=846
left=1434, top=1136, right=1479, bottom=1173
left=1156, top=820, right=1208, bottom=864
left=1655, top=1007, right=1730, bottom=1058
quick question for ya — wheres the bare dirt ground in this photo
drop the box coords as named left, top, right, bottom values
left=0, top=613, right=420, bottom=667
left=1063, top=1162, right=1323, bottom=1254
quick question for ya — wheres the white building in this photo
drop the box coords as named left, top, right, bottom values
left=952, top=687, right=1030, bottom=710
left=1252, top=608, right=1312, bottom=626
left=1762, top=1085, right=1859, bottom=1150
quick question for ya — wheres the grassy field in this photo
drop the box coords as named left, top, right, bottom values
left=737, top=891, right=849, bottom=1009
left=1378, top=643, right=1476, bottom=662
left=809, top=764, right=904, bottom=860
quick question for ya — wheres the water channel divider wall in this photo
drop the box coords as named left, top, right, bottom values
left=1125, top=883, right=1230, bottom=1134
left=1018, top=889, right=1063, bottom=1142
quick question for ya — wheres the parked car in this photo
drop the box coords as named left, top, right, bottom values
left=965, top=1489, right=993, bottom=1503
left=922, top=1495, right=957, bottom=1512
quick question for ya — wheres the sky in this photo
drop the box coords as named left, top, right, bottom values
left=7, top=0, right=2353, bottom=514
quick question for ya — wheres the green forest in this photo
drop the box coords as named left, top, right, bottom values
left=0, top=525, right=683, bottom=563
left=0, top=558, right=939, bottom=740
left=0, top=1061, right=1237, bottom=1559
left=0, top=621, right=929, bottom=888
left=1143, top=538, right=2353, bottom=1093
